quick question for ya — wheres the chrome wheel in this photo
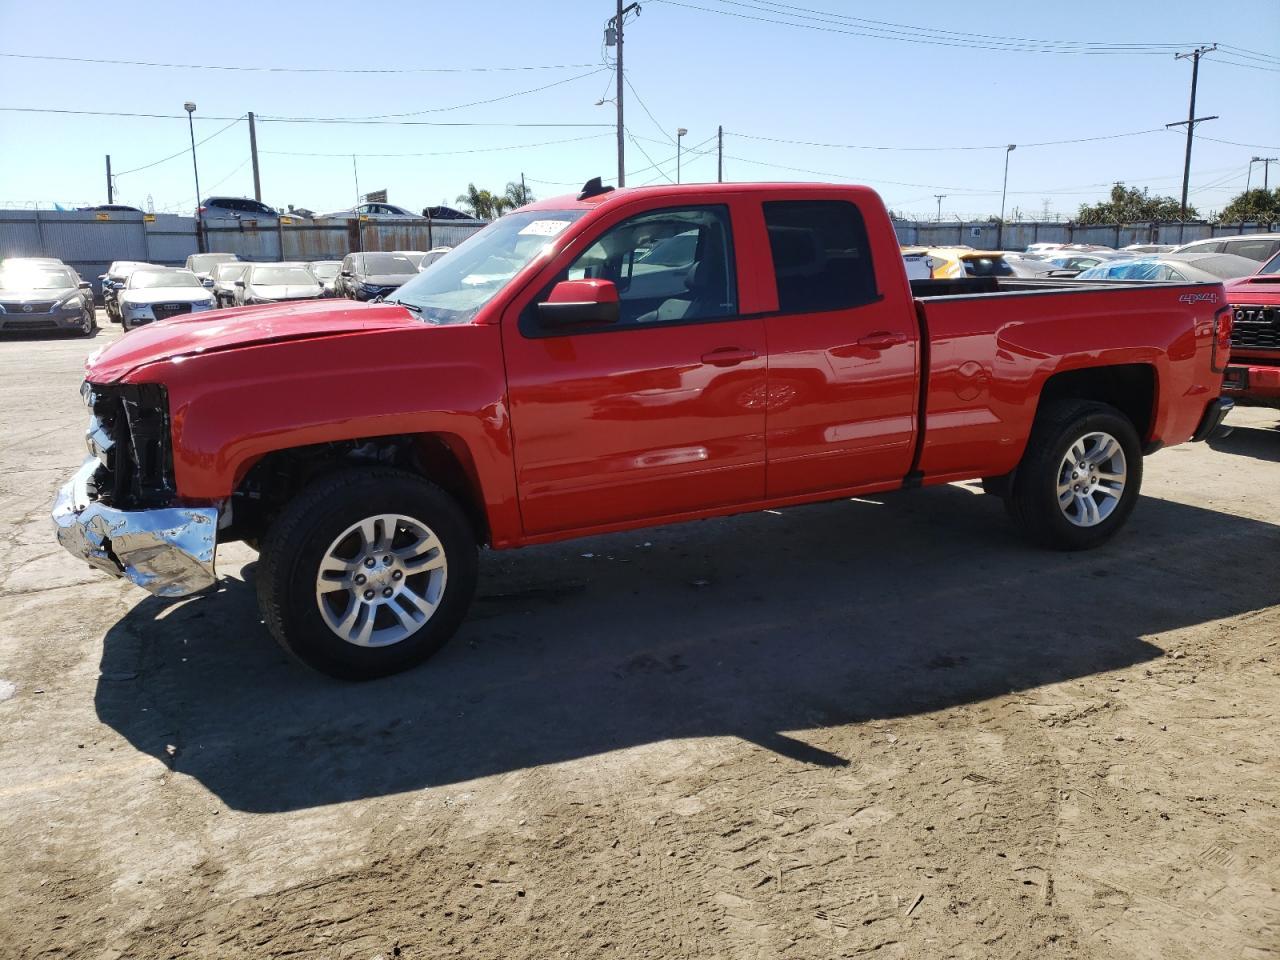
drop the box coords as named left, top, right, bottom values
left=81, top=309, right=94, bottom=334
left=1057, top=431, right=1126, bottom=528
left=314, top=514, right=447, bottom=648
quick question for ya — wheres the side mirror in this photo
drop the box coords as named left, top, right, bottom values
left=202, top=277, right=215, bottom=287
left=234, top=280, right=246, bottom=288
left=537, top=279, right=620, bottom=327
left=340, top=270, right=352, bottom=277
left=78, top=281, right=92, bottom=290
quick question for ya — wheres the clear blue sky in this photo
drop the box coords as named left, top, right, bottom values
left=1, top=0, right=1277, bottom=220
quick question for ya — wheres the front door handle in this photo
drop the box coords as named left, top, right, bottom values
left=856, top=331, right=908, bottom=350
left=701, top=347, right=759, bottom=367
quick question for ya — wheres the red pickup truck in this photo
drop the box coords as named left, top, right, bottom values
left=53, top=180, right=1234, bottom=679
left=1222, top=252, right=1280, bottom=406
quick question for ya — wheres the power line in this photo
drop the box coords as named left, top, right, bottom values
left=0, top=51, right=604, bottom=75
left=727, top=127, right=1169, bottom=152
left=649, top=0, right=1196, bottom=55
left=262, top=133, right=614, bottom=159
left=622, top=73, right=677, bottom=144
left=0, top=106, right=612, bottom=128
left=114, top=115, right=245, bottom=176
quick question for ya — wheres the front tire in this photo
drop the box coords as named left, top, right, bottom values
left=1005, top=400, right=1142, bottom=550
left=257, top=468, right=478, bottom=680
left=76, top=307, right=98, bottom=337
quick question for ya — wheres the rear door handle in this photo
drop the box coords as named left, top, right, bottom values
left=856, top=331, right=909, bottom=350
left=701, top=347, right=759, bottom=367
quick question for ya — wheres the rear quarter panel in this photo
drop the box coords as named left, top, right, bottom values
left=917, top=284, right=1223, bottom=480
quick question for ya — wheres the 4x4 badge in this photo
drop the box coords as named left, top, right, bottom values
left=1178, top=292, right=1218, bottom=304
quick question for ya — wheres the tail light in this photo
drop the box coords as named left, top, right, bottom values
left=1211, top=305, right=1232, bottom=374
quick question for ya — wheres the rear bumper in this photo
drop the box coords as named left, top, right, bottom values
left=1190, top=397, right=1235, bottom=442
left=51, top=458, right=219, bottom=597
left=1223, top=362, right=1280, bottom=407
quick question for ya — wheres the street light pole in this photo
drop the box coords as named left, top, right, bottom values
left=934, top=194, right=946, bottom=222
left=184, top=101, right=203, bottom=252
left=677, top=127, right=687, bottom=184
left=998, top=144, right=1016, bottom=250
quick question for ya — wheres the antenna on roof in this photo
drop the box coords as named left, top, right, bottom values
left=578, top=176, right=615, bottom=201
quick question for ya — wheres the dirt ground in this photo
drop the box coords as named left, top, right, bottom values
left=1, top=320, right=1278, bottom=960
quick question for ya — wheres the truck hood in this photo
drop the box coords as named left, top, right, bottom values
left=87, top=300, right=421, bottom=383
left=1225, top=274, right=1280, bottom=303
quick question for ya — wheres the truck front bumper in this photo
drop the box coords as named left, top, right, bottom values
left=1223, top=362, right=1280, bottom=408
left=51, top=458, right=219, bottom=598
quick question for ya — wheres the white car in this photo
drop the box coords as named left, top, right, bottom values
left=318, top=202, right=419, bottom=221
left=1171, top=233, right=1280, bottom=263
left=118, top=268, right=216, bottom=330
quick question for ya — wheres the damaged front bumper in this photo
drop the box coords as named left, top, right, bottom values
left=51, top=458, right=219, bottom=598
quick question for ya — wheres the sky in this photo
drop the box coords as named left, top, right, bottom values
left=1, top=0, right=1278, bottom=221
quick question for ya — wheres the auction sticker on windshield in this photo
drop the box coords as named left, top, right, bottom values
left=517, top=220, right=573, bottom=237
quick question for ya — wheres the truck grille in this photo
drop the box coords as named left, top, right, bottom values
left=153, top=302, right=194, bottom=321
left=84, top=383, right=175, bottom=508
left=1232, top=305, right=1280, bottom=351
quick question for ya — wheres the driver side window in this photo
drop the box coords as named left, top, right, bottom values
left=563, top=206, right=736, bottom=327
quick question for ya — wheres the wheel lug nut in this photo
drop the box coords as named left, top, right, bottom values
left=355, top=574, right=367, bottom=585
left=382, top=587, right=393, bottom=598
left=363, top=557, right=376, bottom=568
left=363, top=589, right=374, bottom=600
left=392, top=570, right=403, bottom=581
left=1072, top=471, right=1078, bottom=479
left=382, top=555, right=393, bottom=565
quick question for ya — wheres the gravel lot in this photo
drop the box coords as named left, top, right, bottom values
left=1, top=319, right=1278, bottom=960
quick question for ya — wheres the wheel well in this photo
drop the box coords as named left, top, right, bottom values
left=1037, top=364, right=1155, bottom=440
left=227, top=434, right=489, bottom=546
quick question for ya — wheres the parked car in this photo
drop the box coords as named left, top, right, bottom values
left=1, top=256, right=66, bottom=269
left=233, top=263, right=325, bottom=306
left=421, top=205, right=475, bottom=220
left=416, top=246, right=453, bottom=270
left=902, top=247, right=1014, bottom=279
left=52, top=180, right=1232, bottom=679
left=185, top=252, right=240, bottom=286
left=99, top=260, right=154, bottom=322
left=391, top=251, right=431, bottom=270
left=306, top=260, right=342, bottom=296
left=117, top=268, right=216, bottom=330
left=1075, top=252, right=1259, bottom=283
left=0, top=263, right=96, bottom=335
left=210, top=261, right=251, bottom=307
left=1221, top=250, right=1280, bottom=408
left=1122, top=243, right=1177, bottom=254
left=335, top=252, right=419, bottom=300
left=1172, top=234, right=1280, bottom=263
left=1036, top=253, right=1118, bottom=278
left=78, top=204, right=145, bottom=214
left=197, top=197, right=279, bottom=221
left=319, top=203, right=419, bottom=220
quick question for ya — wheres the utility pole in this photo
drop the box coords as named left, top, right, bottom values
left=105, top=155, right=113, bottom=203
left=184, top=101, right=203, bottom=252
left=934, top=194, right=946, bottom=222
left=998, top=144, right=1016, bottom=250
left=248, top=111, right=262, bottom=202
left=521, top=171, right=527, bottom=203
left=1168, top=45, right=1218, bottom=221
left=717, top=125, right=723, bottom=183
left=1256, top=157, right=1278, bottom=191
left=607, top=2, right=640, bottom=187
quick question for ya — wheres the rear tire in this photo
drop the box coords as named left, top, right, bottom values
left=1005, top=400, right=1142, bottom=551
left=257, top=468, right=478, bottom=680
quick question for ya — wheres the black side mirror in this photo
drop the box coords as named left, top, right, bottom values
left=78, top=281, right=92, bottom=290
left=234, top=280, right=246, bottom=288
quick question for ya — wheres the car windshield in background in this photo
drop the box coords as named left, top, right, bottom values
left=309, top=263, right=340, bottom=280
left=386, top=210, right=586, bottom=324
left=252, top=267, right=316, bottom=285
left=0, top=268, right=74, bottom=290
left=358, top=254, right=418, bottom=275
left=130, top=270, right=203, bottom=289
left=963, top=256, right=1014, bottom=277
left=1258, top=253, right=1280, bottom=275
left=190, top=254, right=236, bottom=273
left=213, top=263, right=247, bottom=280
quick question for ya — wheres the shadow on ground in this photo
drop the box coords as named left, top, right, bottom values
left=1209, top=422, right=1280, bottom=463
left=95, top=483, right=1279, bottom=812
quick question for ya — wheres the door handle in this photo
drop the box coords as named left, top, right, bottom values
left=855, top=331, right=908, bottom=350
left=701, top=347, right=759, bottom=367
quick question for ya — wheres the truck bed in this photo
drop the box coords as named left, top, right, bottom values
left=909, top=276, right=1220, bottom=298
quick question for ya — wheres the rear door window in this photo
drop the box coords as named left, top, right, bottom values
left=762, top=200, right=878, bottom=313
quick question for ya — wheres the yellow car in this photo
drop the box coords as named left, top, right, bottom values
left=901, top=246, right=1013, bottom=279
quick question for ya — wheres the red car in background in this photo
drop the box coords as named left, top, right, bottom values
left=1223, top=250, right=1280, bottom=407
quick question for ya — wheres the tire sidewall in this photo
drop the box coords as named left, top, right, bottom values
left=269, top=473, right=477, bottom=679
left=1031, top=408, right=1143, bottom=549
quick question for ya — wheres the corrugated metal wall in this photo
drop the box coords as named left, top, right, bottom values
left=893, top=220, right=1278, bottom=249
left=203, top=217, right=486, bottom=262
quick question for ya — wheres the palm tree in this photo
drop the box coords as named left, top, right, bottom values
left=503, top=180, right=535, bottom=211
left=456, top=183, right=500, bottom=221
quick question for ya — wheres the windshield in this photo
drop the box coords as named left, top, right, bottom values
left=252, top=266, right=317, bottom=285
left=387, top=210, right=585, bottom=324
left=190, top=254, right=236, bottom=272
left=357, top=254, right=418, bottom=275
left=0, top=268, right=74, bottom=290
left=962, top=255, right=1014, bottom=277
left=309, top=262, right=340, bottom=280
left=395, top=252, right=427, bottom=268
left=1258, top=251, right=1280, bottom=275
left=130, top=270, right=203, bottom=289
left=213, top=263, right=247, bottom=281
